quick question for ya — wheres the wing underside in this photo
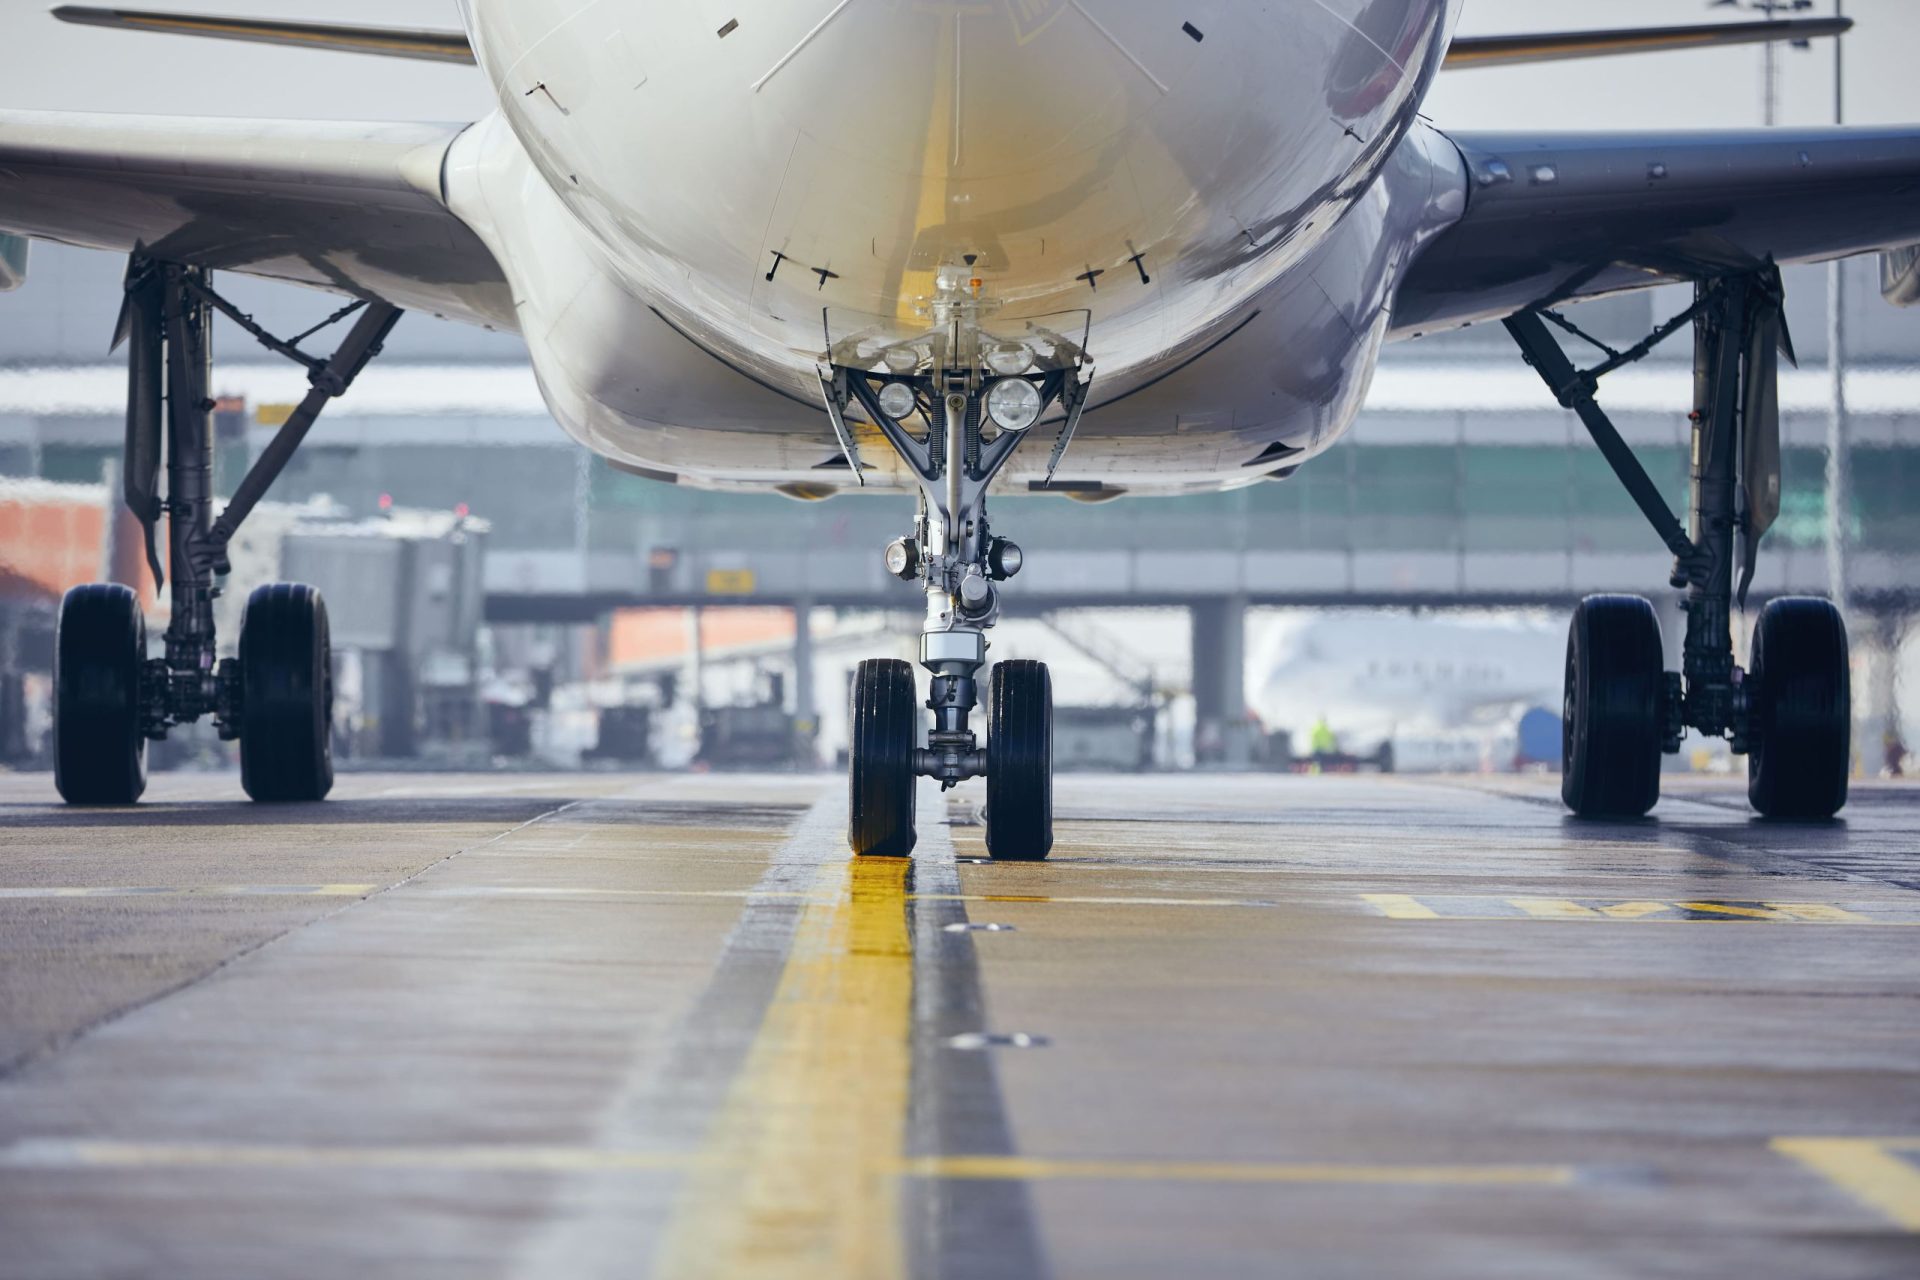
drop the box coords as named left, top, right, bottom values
left=1393, top=127, right=1920, bottom=337
left=0, top=110, right=512, bottom=331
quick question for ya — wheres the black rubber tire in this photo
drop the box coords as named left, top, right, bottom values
left=53, top=583, right=147, bottom=805
left=1747, top=596, right=1850, bottom=820
left=1561, top=594, right=1664, bottom=819
left=986, top=659, right=1052, bottom=860
left=239, top=583, right=335, bottom=803
left=849, top=658, right=917, bottom=857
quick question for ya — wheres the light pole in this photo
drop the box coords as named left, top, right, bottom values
left=1824, top=0, right=1850, bottom=617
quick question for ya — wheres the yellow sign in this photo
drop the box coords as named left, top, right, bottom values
left=705, top=568, right=756, bottom=595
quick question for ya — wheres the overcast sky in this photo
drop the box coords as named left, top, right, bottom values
left=0, top=1, right=1915, bottom=127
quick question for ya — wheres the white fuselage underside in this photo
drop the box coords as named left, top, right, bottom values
left=443, top=0, right=1467, bottom=494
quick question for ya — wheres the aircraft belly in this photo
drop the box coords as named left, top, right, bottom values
left=453, top=0, right=1463, bottom=494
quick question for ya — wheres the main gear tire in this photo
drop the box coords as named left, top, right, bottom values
left=53, top=583, right=148, bottom=805
left=239, top=582, right=335, bottom=803
left=1562, top=594, right=1664, bottom=819
left=1747, top=596, right=1850, bottom=820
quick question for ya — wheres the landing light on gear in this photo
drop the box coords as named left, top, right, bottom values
left=883, top=536, right=920, bottom=581
left=987, top=537, right=1023, bottom=581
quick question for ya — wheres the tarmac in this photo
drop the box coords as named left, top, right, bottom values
left=1, top=767, right=1917, bottom=1278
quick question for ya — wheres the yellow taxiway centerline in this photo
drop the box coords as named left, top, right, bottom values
left=651, top=854, right=915, bottom=1280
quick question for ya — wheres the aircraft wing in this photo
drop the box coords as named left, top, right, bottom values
left=1391, top=127, right=1920, bottom=337
left=0, top=109, right=512, bottom=330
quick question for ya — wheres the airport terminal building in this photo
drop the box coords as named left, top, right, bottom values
left=4, top=248, right=1917, bottom=768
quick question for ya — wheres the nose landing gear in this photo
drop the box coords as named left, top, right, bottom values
left=824, top=330, right=1089, bottom=859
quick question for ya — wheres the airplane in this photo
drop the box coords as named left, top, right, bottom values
left=2, top=2, right=1902, bottom=856
left=1251, top=612, right=1563, bottom=769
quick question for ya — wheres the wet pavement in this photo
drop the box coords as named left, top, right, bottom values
left=1, top=769, right=1916, bottom=1278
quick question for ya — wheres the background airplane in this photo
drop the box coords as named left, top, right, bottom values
left=1251, top=611, right=1563, bottom=769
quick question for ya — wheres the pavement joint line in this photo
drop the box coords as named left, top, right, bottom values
left=0, top=1139, right=1579, bottom=1187
left=0, top=885, right=380, bottom=899
left=0, top=885, right=1279, bottom=909
left=1772, top=1138, right=1920, bottom=1230
left=1362, top=893, right=1920, bottom=924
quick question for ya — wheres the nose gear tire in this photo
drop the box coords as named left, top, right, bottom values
left=1562, top=594, right=1663, bottom=819
left=239, top=583, right=335, bottom=803
left=986, top=659, right=1052, bottom=860
left=53, top=583, right=148, bottom=805
left=849, top=658, right=918, bottom=857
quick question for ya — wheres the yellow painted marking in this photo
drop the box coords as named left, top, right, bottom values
left=1362, top=893, right=1441, bottom=920
left=1773, top=1138, right=1920, bottom=1230
left=1676, top=901, right=1782, bottom=920
left=653, top=855, right=914, bottom=1280
left=1364, top=895, right=1920, bottom=924
left=0, top=884, right=377, bottom=899
left=902, top=1155, right=1573, bottom=1187
left=1600, top=901, right=1671, bottom=919
left=1768, top=902, right=1872, bottom=923
left=1509, top=898, right=1601, bottom=919
left=0, top=1139, right=1576, bottom=1190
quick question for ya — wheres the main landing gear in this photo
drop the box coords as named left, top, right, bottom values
left=52, top=256, right=400, bottom=805
left=1507, top=271, right=1850, bottom=820
left=822, top=297, right=1090, bottom=858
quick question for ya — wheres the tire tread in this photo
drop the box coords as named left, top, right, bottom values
left=1562, top=594, right=1663, bottom=819
left=986, top=659, right=1052, bottom=860
left=239, top=582, right=334, bottom=803
left=53, top=583, right=147, bottom=805
left=849, top=658, right=917, bottom=856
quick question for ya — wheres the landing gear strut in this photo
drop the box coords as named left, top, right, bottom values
left=1508, top=271, right=1850, bottom=819
left=824, top=303, right=1090, bottom=858
left=52, top=256, right=400, bottom=804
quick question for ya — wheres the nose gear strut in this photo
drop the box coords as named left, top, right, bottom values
left=822, top=309, right=1089, bottom=858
